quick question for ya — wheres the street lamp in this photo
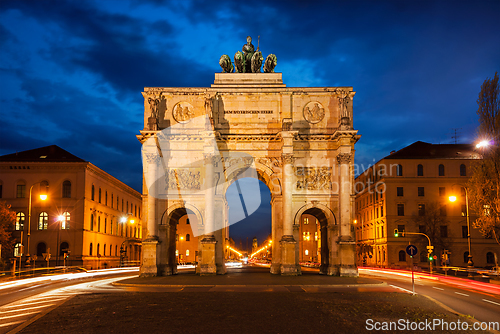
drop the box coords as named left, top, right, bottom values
left=119, top=213, right=137, bottom=266
left=26, top=182, right=48, bottom=258
left=449, top=187, right=474, bottom=277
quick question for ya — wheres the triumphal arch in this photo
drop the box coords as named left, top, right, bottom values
left=137, top=39, right=360, bottom=276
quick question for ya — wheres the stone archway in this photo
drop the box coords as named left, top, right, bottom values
left=138, top=72, right=359, bottom=277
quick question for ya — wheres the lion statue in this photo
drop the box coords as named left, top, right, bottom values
left=251, top=51, right=263, bottom=73
left=263, top=54, right=277, bottom=73
left=234, top=51, right=245, bottom=73
left=219, top=54, right=233, bottom=73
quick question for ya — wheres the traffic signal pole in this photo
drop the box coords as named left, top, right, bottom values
left=395, top=230, right=434, bottom=274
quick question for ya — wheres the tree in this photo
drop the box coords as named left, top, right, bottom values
left=0, top=201, right=16, bottom=269
left=468, top=72, right=500, bottom=245
left=412, top=202, right=451, bottom=258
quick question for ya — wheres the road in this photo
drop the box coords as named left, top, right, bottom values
left=359, top=267, right=500, bottom=324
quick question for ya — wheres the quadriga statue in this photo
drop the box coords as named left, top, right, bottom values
left=219, top=36, right=277, bottom=73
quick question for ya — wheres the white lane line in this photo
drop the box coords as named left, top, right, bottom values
left=1, top=304, right=55, bottom=314
left=432, top=287, right=444, bottom=290
left=482, top=299, right=500, bottom=306
left=454, top=292, right=469, bottom=297
left=16, top=284, right=47, bottom=292
left=0, top=310, right=40, bottom=320
left=389, top=284, right=416, bottom=294
left=0, top=320, right=23, bottom=328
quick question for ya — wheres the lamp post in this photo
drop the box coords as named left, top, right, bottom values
left=119, top=214, right=137, bottom=266
left=26, top=182, right=48, bottom=259
left=449, top=187, right=474, bottom=277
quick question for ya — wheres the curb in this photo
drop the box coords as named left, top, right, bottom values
left=111, top=282, right=388, bottom=289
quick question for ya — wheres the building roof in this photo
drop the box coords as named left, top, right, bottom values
left=383, top=141, right=478, bottom=160
left=0, top=145, right=87, bottom=162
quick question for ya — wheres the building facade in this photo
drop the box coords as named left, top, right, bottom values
left=355, top=141, right=499, bottom=269
left=299, top=213, right=321, bottom=263
left=0, top=145, right=143, bottom=270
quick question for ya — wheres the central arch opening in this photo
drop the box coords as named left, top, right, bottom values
left=299, top=208, right=330, bottom=274
left=226, top=177, right=272, bottom=267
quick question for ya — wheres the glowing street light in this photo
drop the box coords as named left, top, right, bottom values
left=475, top=140, right=491, bottom=149
left=26, top=182, right=48, bottom=258
left=449, top=186, right=474, bottom=277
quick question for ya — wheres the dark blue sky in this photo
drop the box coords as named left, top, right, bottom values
left=1, top=0, right=499, bottom=242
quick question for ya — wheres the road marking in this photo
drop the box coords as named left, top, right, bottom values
left=389, top=284, right=415, bottom=294
left=454, top=292, right=469, bottom=297
left=432, top=287, right=444, bottom=290
left=482, top=299, right=500, bottom=306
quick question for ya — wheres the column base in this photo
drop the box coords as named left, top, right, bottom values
left=338, top=239, right=357, bottom=277
left=199, top=236, right=217, bottom=276
left=140, top=238, right=159, bottom=277
left=280, top=235, right=301, bottom=276
left=270, top=263, right=281, bottom=275
left=339, top=264, right=358, bottom=277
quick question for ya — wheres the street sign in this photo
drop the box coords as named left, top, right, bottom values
left=406, top=244, right=418, bottom=257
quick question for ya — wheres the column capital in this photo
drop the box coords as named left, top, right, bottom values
left=281, top=153, right=295, bottom=165
left=336, top=153, right=352, bottom=165
left=144, top=153, right=161, bottom=165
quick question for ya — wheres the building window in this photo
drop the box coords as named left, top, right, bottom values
left=380, top=206, right=384, bottom=217
left=305, top=249, right=309, bottom=256
left=97, top=243, right=100, bottom=256
left=61, top=211, right=70, bottom=229
left=115, top=245, right=117, bottom=256
left=14, top=243, right=22, bottom=257
left=439, top=205, right=446, bottom=217
left=110, top=244, right=112, bottom=256
left=460, top=164, right=466, bottom=176
left=397, top=204, right=404, bottom=216
left=417, top=164, right=423, bottom=176
left=117, top=196, right=119, bottom=209
left=439, top=187, right=445, bottom=197
left=38, top=212, right=48, bottom=230
left=105, top=191, right=108, bottom=206
left=381, top=226, right=384, bottom=238
left=91, top=185, right=95, bottom=200
left=62, top=180, right=71, bottom=198
left=186, top=219, right=190, bottom=225
left=396, top=164, right=403, bottom=176
left=98, top=188, right=102, bottom=203
left=110, top=219, right=113, bottom=235
left=186, top=250, right=190, bottom=257
left=104, top=218, right=107, bottom=233
left=304, top=217, right=309, bottom=225
left=463, top=251, right=469, bottom=263
left=419, top=225, right=426, bottom=234
left=418, top=204, right=425, bottom=216
left=16, top=212, right=25, bottom=230
left=486, top=252, right=494, bottom=264
left=440, top=225, right=448, bottom=238
left=90, top=243, right=93, bottom=255
left=398, top=250, right=406, bottom=262
left=186, top=234, right=190, bottom=241
left=98, top=216, right=101, bottom=232
left=462, top=226, right=468, bottom=238
left=127, top=201, right=129, bottom=213
left=397, top=187, right=403, bottom=197
left=17, top=183, right=26, bottom=198
left=103, top=244, right=106, bottom=256
left=438, top=164, right=445, bottom=176
left=122, top=199, right=124, bottom=212
left=418, top=187, right=424, bottom=197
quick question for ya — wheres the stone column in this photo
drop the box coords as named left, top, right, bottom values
left=140, top=153, right=160, bottom=277
left=199, top=154, right=217, bottom=275
left=337, top=153, right=358, bottom=276
left=279, top=138, right=300, bottom=275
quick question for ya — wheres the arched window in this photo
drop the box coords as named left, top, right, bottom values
left=61, top=211, right=70, bottom=229
left=486, top=252, right=494, bottom=264
left=186, top=249, right=190, bottom=257
left=37, top=242, right=46, bottom=256
left=91, top=184, right=95, bottom=200
left=417, top=164, right=423, bottom=176
left=396, top=164, right=403, bottom=176
left=463, top=251, right=469, bottom=263
left=460, top=164, right=466, bottom=176
left=16, top=212, right=25, bottom=230
left=439, top=164, right=445, bottom=176
left=398, top=250, right=406, bottom=262
left=186, top=234, right=190, bottom=241
left=14, top=243, right=22, bottom=257
left=38, top=212, right=48, bottom=230
left=62, top=180, right=71, bottom=198
left=90, top=214, right=94, bottom=231
left=305, top=249, right=309, bottom=256
left=60, top=242, right=69, bottom=256
left=89, top=243, right=93, bottom=256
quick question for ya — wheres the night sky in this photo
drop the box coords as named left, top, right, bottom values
left=1, top=0, right=499, bottom=243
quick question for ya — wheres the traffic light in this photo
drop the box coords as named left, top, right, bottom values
left=394, top=229, right=399, bottom=237
left=64, top=252, right=70, bottom=259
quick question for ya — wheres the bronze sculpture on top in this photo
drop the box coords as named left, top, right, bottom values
left=219, top=36, right=277, bottom=73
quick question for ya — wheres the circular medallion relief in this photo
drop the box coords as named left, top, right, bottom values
left=172, top=102, right=194, bottom=123
left=303, top=101, right=325, bottom=124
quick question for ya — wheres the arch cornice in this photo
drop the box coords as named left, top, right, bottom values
left=162, top=201, right=203, bottom=227
left=294, top=202, right=336, bottom=226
